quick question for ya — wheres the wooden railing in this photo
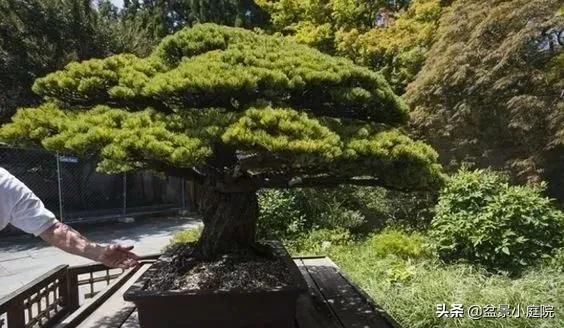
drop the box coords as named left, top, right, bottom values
left=67, top=264, right=125, bottom=306
left=0, top=266, right=69, bottom=328
left=0, top=255, right=159, bottom=328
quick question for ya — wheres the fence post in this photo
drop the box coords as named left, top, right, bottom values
left=181, top=178, right=186, bottom=209
left=6, top=301, right=25, bottom=328
left=63, top=270, right=80, bottom=312
left=122, top=172, right=127, bottom=216
left=56, top=152, right=64, bottom=222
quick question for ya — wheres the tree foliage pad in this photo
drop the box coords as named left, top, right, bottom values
left=1, top=24, right=442, bottom=191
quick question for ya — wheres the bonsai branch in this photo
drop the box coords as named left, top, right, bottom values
left=210, top=174, right=420, bottom=193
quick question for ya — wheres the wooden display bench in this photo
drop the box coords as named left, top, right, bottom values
left=0, top=255, right=401, bottom=328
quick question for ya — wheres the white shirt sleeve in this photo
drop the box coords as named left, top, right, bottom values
left=0, top=168, right=59, bottom=236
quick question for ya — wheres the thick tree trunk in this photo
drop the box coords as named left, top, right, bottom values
left=195, top=187, right=258, bottom=259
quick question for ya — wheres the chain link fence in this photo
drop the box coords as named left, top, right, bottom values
left=0, top=146, right=189, bottom=225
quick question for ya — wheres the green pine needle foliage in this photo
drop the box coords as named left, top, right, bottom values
left=0, top=24, right=443, bottom=191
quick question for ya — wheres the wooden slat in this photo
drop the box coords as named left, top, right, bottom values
left=67, top=265, right=114, bottom=277
left=336, top=265, right=403, bottom=328
left=302, top=257, right=339, bottom=268
left=54, top=267, right=137, bottom=328
left=307, top=257, right=401, bottom=327
left=6, top=302, right=25, bottom=328
left=294, top=259, right=342, bottom=328
left=67, top=255, right=160, bottom=275
left=0, top=265, right=68, bottom=328
left=77, top=273, right=122, bottom=286
left=120, top=310, right=140, bottom=328
left=26, top=297, right=64, bottom=327
left=76, top=264, right=152, bottom=328
left=302, top=258, right=393, bottom=328
left=64, top=270, right=80, bottom=312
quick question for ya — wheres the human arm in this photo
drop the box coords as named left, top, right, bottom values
left=1, top=168, right=139, bottom=269
left=39, top=222, right=140, bottom=269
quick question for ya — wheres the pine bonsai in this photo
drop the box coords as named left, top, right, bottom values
left=0, top=24, right=443, bottom=259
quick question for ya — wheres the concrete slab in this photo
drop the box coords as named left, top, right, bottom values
left=0, top=253, right=32, bottom=263
left=0, top=264, right=9, bottom=276
left=0, top=274, right=26, bottom=295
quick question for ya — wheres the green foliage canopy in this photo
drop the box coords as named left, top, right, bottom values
left=1, top=24, right=443, bottom=192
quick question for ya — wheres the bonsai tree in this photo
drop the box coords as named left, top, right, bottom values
left=0, top=24, right=443, bottom=259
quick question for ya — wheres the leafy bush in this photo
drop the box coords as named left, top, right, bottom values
left=257, top=189, right=307, bottom=239
left=258, top=187, right=368, bottom=238
left=384, top=259, right=418, bottom=285
left=351, top=187, right=434, bottom=228
left=258, top=185, right=436, bottom=240
left=316, top=207, right=366, bottom=230
left=430, top=168, right=564, bottom=272
left=294, top=187, right=367, bottom=231
left=368, top=229, right=429, bottom=260
left=285, top=227, right=354, bottom=256
left=551, top=247, right=564, bottom=272
left=169, top=225, right=203, bottom=245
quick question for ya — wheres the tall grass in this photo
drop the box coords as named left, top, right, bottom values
left=168, top=225, right=563, bottom=327
left=290, top=230, right=564, bottom=328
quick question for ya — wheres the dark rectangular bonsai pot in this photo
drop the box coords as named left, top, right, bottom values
left=123, top=242, right=307, bottom=328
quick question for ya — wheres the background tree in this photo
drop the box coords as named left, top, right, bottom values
left=336, top=0, right=444, bottom=93
left=0, top=0, right=117, bottom=121
left=405, top=0, right=564, bottom=201
left=0, top=24, right=443, bottom=258
left=255, top=0, right=402, bottom=52
left=97, top=0, right=157, bottom=56
left=0, top=0, right=271, bottom=123
left=120, top=0, right=270, bottom=47
left=256, top=0, right=447, bottom=93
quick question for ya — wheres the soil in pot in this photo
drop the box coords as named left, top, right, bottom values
left=147, top=243, right=294, bottom=292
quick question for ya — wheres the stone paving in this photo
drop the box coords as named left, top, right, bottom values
left=0, top=216, right=200, bottom=298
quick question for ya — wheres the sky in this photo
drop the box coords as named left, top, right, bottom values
left=110, top=0, right=123, bottom=8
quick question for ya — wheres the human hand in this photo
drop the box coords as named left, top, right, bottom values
left=98, top=244, right=140, bottom=269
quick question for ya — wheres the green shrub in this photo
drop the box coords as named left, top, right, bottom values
left=169, top=225, right=203, bottom=245
left=257, top=189, right=307, bottom=239
left=430, top=168, right=564, bottom=273
left=551, top=248, right=564, bottom=272
left=293, top=187, right=367, bottom=231
left=285, top=227, right=353, bottom=256
left=258, top=188, right=367, bottom=239
left=316, top=208, right=366, bottom=230
left=384, top=259, right=417, bottom=285
left=258, top=186, right=437, bottom=239
left=353, top=187, right=437, bottom=230
left=368, top=229, right=429, bottom=259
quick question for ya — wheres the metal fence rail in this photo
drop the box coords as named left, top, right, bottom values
left=0, top=146, right=189, bottom=225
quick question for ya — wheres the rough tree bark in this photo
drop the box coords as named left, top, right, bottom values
left=195, top=186, right=259, bottom=259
